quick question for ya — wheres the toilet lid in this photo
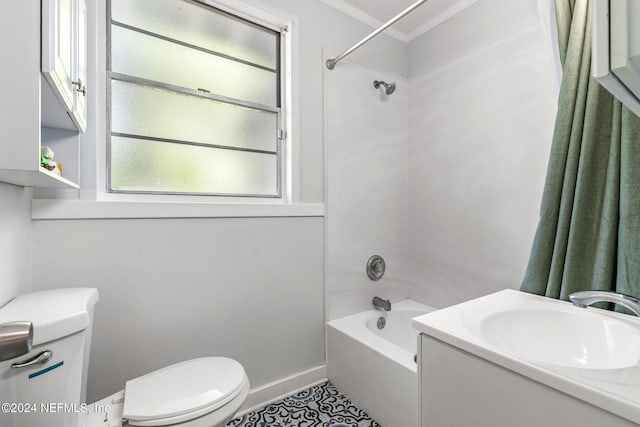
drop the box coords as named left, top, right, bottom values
left=122, top=357, right=246, bottom=424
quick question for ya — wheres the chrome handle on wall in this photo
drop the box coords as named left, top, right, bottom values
left=366, top=255, right=386, bottom=281
left=11, top=350, right=53, bottom=369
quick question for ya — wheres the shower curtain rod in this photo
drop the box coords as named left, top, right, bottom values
left=326, top=0, right=429, bottom=70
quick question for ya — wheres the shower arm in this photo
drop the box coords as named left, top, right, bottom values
left=326, top=0, right=429, bottom=70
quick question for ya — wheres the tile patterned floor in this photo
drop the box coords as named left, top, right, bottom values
left=227, top=382, right=380, bottom=427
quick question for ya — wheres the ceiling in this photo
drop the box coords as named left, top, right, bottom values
left=325, top=0, right=481, bottom=40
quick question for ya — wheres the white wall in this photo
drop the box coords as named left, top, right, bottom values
left=32, top=217, right=324, bottom=401
left=29, top=0, right=408, bottom=403
left=325, top=62, right=409, bottom=321
left=408, top=0, right=541, bottom=78
left=0, top=183, right=32, bottom=307
left=407, top=16, right=557, bottom=308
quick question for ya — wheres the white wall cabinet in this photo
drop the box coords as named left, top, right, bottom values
left=0, top=0, right=85, bottom=189
left=593, top=0, right=640, bottom=117
left=42, top=0, right=87, bottom=132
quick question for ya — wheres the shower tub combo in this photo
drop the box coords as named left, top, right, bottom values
left=327, top=300, right=435, bottom=427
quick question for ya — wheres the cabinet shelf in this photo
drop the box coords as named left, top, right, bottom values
left=38, top=167, right=80, bottom=188
left=0, top=168, right=79, bottom=189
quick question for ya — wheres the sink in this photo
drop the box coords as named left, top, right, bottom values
left=412, top=290, right=640, bottom=425
left=478, top=308, right=640, bottom=369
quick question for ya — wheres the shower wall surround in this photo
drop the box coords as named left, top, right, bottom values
left=325, top=2, right=558, bottom=316
left=407, top=24, right=557, bottom=308
left=326, top=61, right=409, bottom=321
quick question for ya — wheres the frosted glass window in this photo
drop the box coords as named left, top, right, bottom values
left=111, top=26, right=277, bottom=106
left=108, top=0, right=285, bottom=197
left=111, top=0, right=277, bottom=69
left=112, top=80, right=277, bottom=152
left=111, top=136, right=278, bottom=195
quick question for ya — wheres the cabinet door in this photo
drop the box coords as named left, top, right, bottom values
left=42, top=0, right=75, bottom=113
left=610, top=0, right=640, bottom=102
left=70, top=0, right=87, bottom=131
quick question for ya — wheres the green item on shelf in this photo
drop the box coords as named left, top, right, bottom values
left=41, top=146, right=54, bottom=160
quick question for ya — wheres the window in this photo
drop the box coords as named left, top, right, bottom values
left=107, top=0, right=286, bottom=197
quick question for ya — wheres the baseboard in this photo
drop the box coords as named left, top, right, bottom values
left=237, top=365, right=327, bottom=416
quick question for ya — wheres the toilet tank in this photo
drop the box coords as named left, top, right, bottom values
left=0, top=288, right=99, bottom=427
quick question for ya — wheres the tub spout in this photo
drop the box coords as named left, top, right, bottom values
left=373, top=296, right=391, bottom=311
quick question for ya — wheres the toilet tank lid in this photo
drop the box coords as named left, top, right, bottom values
left=0, top=288, right=99, bottom=345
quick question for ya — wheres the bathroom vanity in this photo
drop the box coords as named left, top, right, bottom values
left=413, top=290, right=640, bottom=427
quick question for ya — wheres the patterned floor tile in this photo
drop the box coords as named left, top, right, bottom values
left=227, top=382, right=380, bottom=427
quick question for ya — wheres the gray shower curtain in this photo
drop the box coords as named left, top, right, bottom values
left=520, top=0, right=640, bottom=300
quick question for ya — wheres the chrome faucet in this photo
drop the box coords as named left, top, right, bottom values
left=373, top=296, right=391, bottom=311
left=569, top=290, right=640, bottom=316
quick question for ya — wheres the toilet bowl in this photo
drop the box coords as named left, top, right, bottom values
left=0, top=288, right=249, bottom=427
left=87, top=357, right=250, bottom=427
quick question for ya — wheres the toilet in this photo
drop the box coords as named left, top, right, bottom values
left=0, top=288, right=249, bottom=427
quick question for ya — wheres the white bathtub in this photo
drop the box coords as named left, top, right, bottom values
left=327, top=300, right=436, bottom=427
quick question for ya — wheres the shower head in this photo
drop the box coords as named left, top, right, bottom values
left=373, top=80, right=396, bottom=95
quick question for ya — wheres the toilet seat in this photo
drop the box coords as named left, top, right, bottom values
left=121, top=357, right=248, bottom=427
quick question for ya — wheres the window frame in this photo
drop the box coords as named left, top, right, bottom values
left=105, top=0, right=290, bottom=199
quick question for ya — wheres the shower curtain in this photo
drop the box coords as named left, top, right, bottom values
left=520, top=0, right=640, bottom=300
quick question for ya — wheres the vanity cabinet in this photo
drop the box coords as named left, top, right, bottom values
left=0, top=0, right=85, bottom=189
left=417, top=334, right=636, bottom=427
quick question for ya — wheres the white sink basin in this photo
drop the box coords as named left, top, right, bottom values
left=478, top=308, right=640, bottom=369
left=412, top=290, right=640, bottom=424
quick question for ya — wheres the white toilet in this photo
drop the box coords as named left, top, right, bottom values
left=0, top=288, right=249, bottom=427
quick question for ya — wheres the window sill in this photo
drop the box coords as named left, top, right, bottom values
left=31, top=199, right=325, bottom=220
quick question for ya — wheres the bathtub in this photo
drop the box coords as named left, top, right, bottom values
left=327, top=300, right=436, bottom=427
